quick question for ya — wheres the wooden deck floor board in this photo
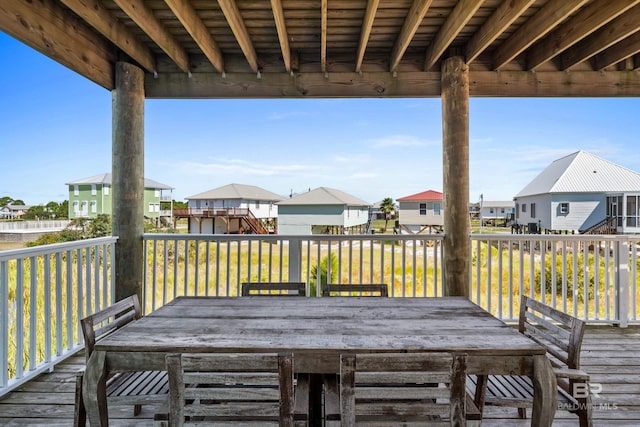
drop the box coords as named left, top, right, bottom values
left=0, top=326, right=638, bottom=426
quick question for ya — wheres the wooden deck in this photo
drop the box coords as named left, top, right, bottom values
left=1, top=326, right=638, bottom=426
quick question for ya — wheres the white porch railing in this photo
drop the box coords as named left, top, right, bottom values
left=0, top=237, right=116, bottom=398
left=143, top=233, right=639, bottom=326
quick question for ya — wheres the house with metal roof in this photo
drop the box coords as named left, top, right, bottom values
left=66, top=173, right=173, bottom=221
left=182, top=183, right=284, bottom=234
left=479, top=199, right=515, bottom=226
left=514, top=151, right=640, bottom=234
left=397, top=190, right=444, bottom=234
left=277, top=187, right=370, bottom=235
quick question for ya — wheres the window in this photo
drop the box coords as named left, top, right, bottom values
left=74, top=185, right=79, bottom=196
left=154, top=189, right=160, bottom=197
left=560, top=202, right=569, bottom=214
left=515, top=203, right=519, bottom=219
left=434, top=202, right=441, bottom=215
left=73, top=201, right=79, bottom=213
left=627, top=196, right=638, bottom=227
left=531, top=203, right=536, bottom=218
left=255, top=200, right=260, bottom=208
left=522, top=204, right=526, bottom=213
left=90, top=201, right=97, bottom=213
left=104, top=186, right=110, bottom=195
left=490, top=208, right=494, bottom=214
left=419, top=203, right=427, bottom=215
left=91, top=184, right=96, bottom=195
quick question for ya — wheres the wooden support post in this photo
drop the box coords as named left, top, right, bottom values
left=112, top=62, right=145, bottom=303
left=441, top=56, right=470, bottom=297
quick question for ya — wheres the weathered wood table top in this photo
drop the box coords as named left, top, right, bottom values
left=84, top=296, right=556, bottom=426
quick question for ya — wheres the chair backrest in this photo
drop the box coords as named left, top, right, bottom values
left=241, top=281, right=306, bottom=296
left=165, top=352, right=294, bottom=426
left=519, top=295, right=586, bottom=370
left=340, top=352, right=467, bottom=425
left=80, top=294, right=141, bottom=363
left=321, top=283, right=388, bottom=297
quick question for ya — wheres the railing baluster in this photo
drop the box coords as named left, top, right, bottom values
left=16, top=259, right=24, bottom=379
left=44, top=255, right=51, bottom=364
left=29, top=256, right=37, bottom=371
left=0, top=260, right=7, bottom=388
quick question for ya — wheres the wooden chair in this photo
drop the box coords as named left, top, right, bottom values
left=321, top=283, right=388, bottom=297
left=242, top=281, right=307, bottom=296
left=155, top=352, right=308, bottom=427
left=470, top=295, right=592, bottom=427
left=73, top=295, right=168, bottom=426
left=336, top=352, right=479, bottom=426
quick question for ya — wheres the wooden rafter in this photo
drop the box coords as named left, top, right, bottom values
left=321, top=0, right=327, bottom=73
left=355, top=0, right=380, bottom=73
left=390, top=0, right=433, bottom=72
left=560, top=4, right=640, bottom=70
left=0, top=0, right=114, bottom=89
left=60, top=0, right=155, bottom=73
left=113, top=0, right=190, bottom=74
left=594, top=31, right=640, bottom=70
left=218, top=0, right=258, bottom=73
left=527, top=0, right=640, bottom=70
left=466, top=0, right=535, bottom=64
left=493, top=0, right=589, bottom=70
left=424, top=0, right=481, bottom=71
left=164, top=0, right=224, bottom=74
left=270, top=0, right=291, bottom=73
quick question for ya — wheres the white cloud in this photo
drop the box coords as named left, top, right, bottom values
left=369, top=134, right=436, bottom=149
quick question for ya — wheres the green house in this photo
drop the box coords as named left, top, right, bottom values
left=66, top=173, right=173, bottom=220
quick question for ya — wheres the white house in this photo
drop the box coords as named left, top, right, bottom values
left=479, top=200, right=515, bottom=226
left=397, top=190, right=444, bottom=234
left=277, top=187, right=370, bottom=235
left=514, top=150, right=640, bottom=233
left=184, top=183, right=284, bottom=234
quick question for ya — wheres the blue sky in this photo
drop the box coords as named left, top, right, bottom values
left=2, top=31, right=640, bottom=206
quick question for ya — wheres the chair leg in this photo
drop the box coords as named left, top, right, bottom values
left=134, top=404, right=142, bottom=416
left=517, top=407, right=527, bottom=419
left=74, top=372, right=86, bottom=427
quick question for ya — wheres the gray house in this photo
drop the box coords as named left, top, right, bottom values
left=277, top=187, right=370, bottom=235
left=514, top=151, right=640, bottom=233
left=184, top=183, right=284, bottom=234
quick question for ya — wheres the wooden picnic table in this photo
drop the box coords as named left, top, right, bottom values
left=83, top=296, right=556, bottom=426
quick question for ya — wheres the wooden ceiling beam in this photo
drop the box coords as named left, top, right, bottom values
left=321, top=0, right=327, bottom=73
left=355, top=0, right=380, bottom=73
left=0, top=0, right=114, bottom=89
left=270, top=0, right=291, bottom=73
left=113, top=0, right=190, bottom=74
left=465, top=0, right=535, bottom=64
left=217, top=0, right=259, bottom=73
left=424, top=0, right=481, bottom=70
left=144, top=70, right=640, bottom=98
left=164, top=0, right=225, bottom=74
left=60, top=0, right=155, bottom=73
left=560, top=4, right=640, bottom=70
left=527, top=0, right=639, bottom=70
left=594, top=31, right=640, bottom=70
left=492, top=0, right=589, bottom=70
left=390, top=0, right=433, bottom=72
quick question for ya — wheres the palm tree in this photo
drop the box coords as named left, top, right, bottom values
left=380, top=197, right=396, bottom=232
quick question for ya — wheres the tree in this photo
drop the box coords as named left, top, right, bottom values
left=0, top=196, right=14, bottom=207
left=379, top=197, right=396, bottom=232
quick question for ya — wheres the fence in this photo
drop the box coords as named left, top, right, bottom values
left=0, top=237, right=116, bottom=397
left=143, top=233, right=639, bottom=325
